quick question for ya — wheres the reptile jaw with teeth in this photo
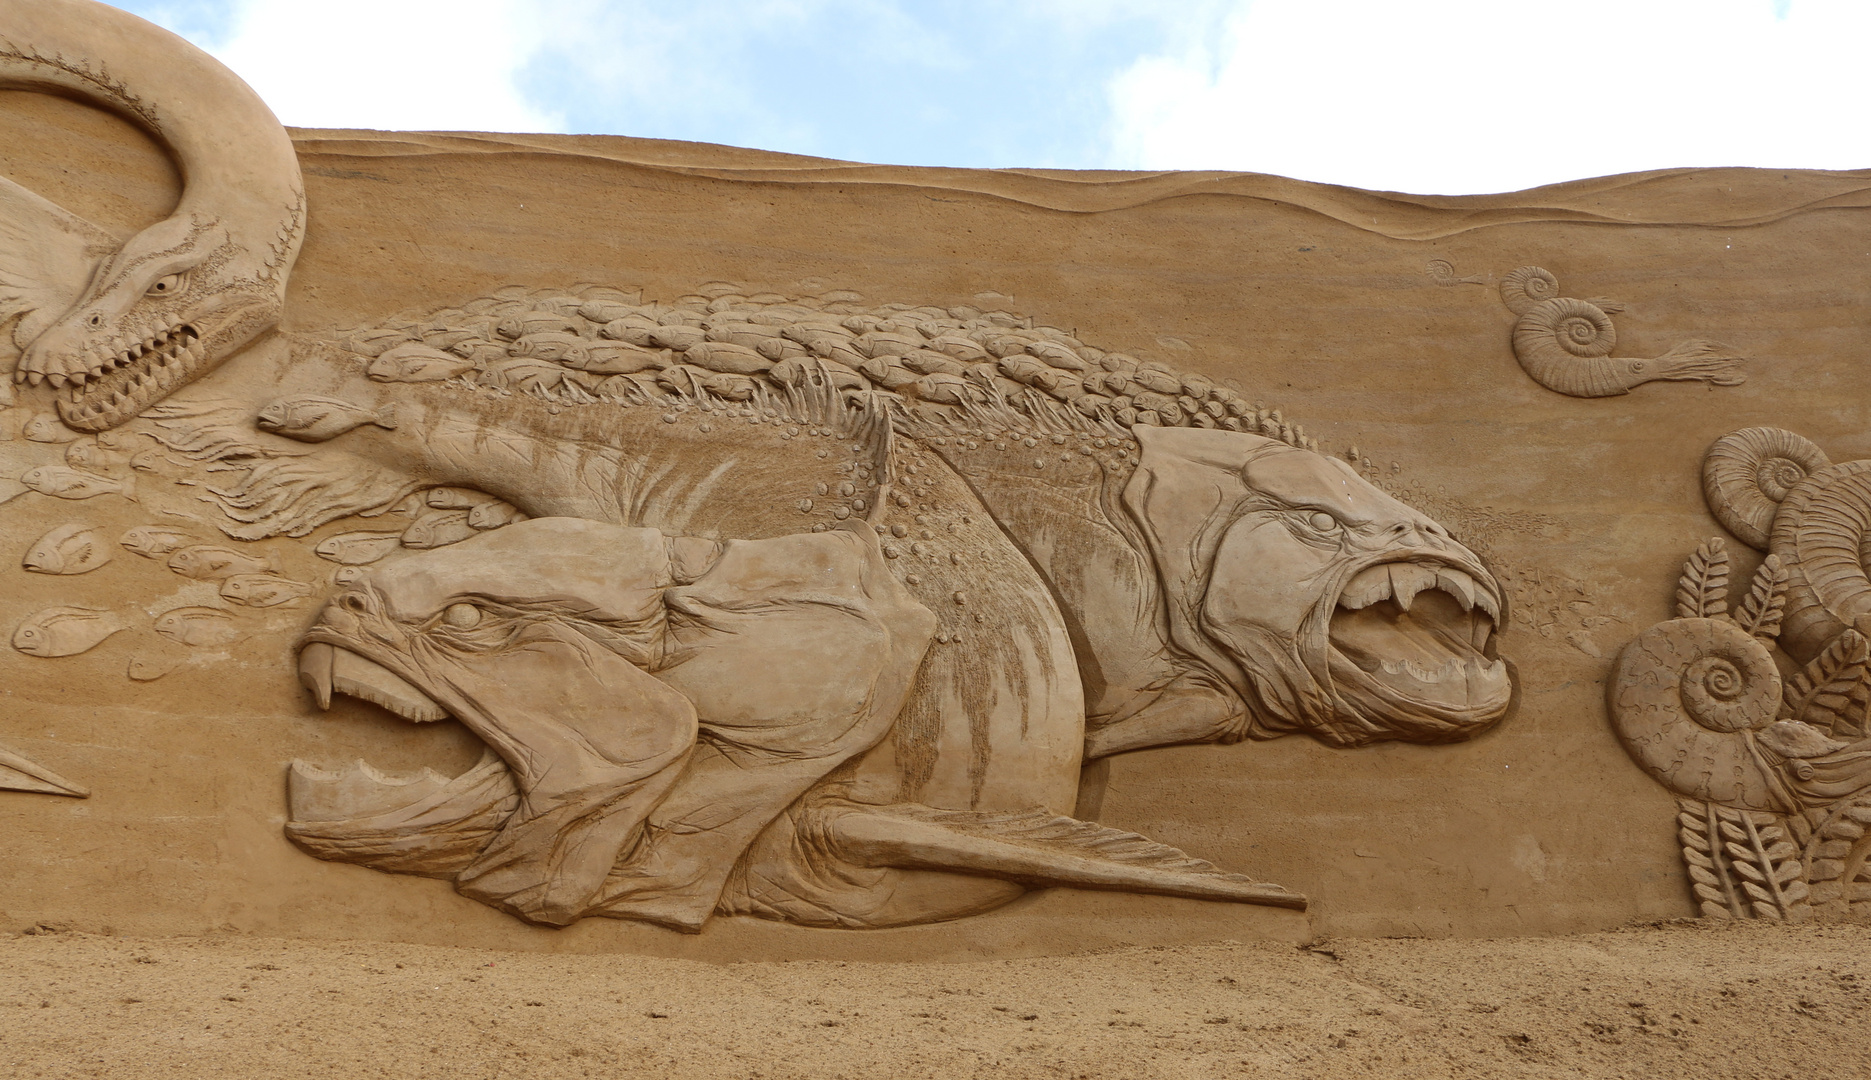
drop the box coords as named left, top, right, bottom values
left=46, top=322, right=203, bottom=432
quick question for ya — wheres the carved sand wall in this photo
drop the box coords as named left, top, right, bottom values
left=2, top=1, right=1870, bottom=957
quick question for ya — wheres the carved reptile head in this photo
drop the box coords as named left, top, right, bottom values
left=1123, top=427, right=1513, bottom=747
left=1, top=0, right=303, bottom=431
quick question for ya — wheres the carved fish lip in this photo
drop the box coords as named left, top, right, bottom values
left=51, top=322, right=204, bottom=433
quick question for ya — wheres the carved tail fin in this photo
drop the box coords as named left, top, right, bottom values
left=827, top=803, right=1306, bottom=910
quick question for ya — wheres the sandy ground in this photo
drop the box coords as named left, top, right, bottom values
left=1, top=921, right=1867, bottom=1079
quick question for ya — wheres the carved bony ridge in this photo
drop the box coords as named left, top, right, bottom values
left=1498, top=266, right=1745, bottom=397
left=0, top=0, right=304, bottom=431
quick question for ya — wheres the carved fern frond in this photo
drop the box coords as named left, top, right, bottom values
left=1678, top=798, right=1742, bottom=919
left=1714, top=805, right=1810, bottom=921
left=1676, top=538, right=1731, bottom=619
left=1782, top=629, right=1870, bottom=737
left=1733, top=554, right=1789, bottom=639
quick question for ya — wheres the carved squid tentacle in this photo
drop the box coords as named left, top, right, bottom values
left=1702, top=426, right=1830, bottom=551
left=0, top=0, right=303, bottom=429
left=1608, top=617, right=1784, bottom=811
left=1771, top=460, right=1871, bottom=661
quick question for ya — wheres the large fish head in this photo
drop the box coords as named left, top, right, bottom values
left=1123, top=426, right=1512, bottom=748
left=18, top=210, right=288, bottom=433
left=296, top=519, right=693, bottom=777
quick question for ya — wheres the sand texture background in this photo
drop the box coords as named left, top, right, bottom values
left=2, top=922, right=1868, bottom=1078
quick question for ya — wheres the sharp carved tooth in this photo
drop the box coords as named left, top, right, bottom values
left=1435, top=569, right=1478, bottom=611
left=1338, top=565, right=1394, bottom=610
left=1475, top=590, right=1499, bottom=622
left=1389, top=564, right=1438, bottom=612
left=1472, top=617, right=1493, bottom=651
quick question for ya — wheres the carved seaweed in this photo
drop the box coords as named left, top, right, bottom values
left=1733, top=554, right=1789, bottom=640
left=1781, top=629, right=1870, bottom=737
left=1676, top=537, right=1730, bottom=619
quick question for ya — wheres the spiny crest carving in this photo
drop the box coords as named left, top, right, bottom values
left=1610, top=426, right=1871, bottom=921
left=1496, top=265, right=1746, bottom=398
left=339, top=282, right=1324, bottom=452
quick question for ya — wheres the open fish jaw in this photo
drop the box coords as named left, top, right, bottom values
left=298, top=641, right=450, bottom=723
left=1327, top=555, right=1508, bottom=709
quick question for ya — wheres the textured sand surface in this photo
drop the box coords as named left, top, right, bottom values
left=2, top=922, right=1867, bottom=1079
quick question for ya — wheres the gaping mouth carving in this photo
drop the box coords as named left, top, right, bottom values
left=48, top=322, right=205, bottom=432
left=298, top=641, right=449, bottom=723
left=1325, top=556, right=1508, bottom=713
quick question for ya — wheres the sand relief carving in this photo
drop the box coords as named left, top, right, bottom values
left=1496, top=266, right=1747, bottom=398
left=1610, top=428, right=1871, bottom=921
left=0, top=0, right=1523, bottom=930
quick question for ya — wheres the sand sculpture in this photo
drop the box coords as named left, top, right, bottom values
left=2, top=0, right=1865, bottom=952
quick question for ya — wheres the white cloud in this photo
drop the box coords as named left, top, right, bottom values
left=1106, top=0, right=1871, bottom=194
left=196, top=0, right=563, bottom=133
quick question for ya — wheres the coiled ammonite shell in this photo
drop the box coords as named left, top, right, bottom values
left=1702, top=427, right=1831, bottom=551
left=1771, top=460, right=1871, bottom=660
left=1516, top=297, right=1615, bottom=359
left=1500, top=266, right=1562, bottom=316
left=1608, top=617, right=1781, bottom=808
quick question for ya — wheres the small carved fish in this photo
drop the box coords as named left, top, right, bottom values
left=152, top=606, right=241, bottom=647
left=120, top=525, right=194, bottom=559
left=65, top=439, right=129, bottom=474
left=20, top=466, right=136, bottom=502
left=401, top=508, right=477, bottom=550
left=332, top=566, right=368, bottom=588
left=366, top=343, right=476, bottom=384
left=314, top=531, right=403, bottom=565
left=257, top=396, right=398, bottom=443
left=21, top=412, right=80, bottom=443
left=12, top=606, right=125, bottom=657
left=468, top=501, right=526, bottom=529
left=220, top=574, right=313, bottom=608
left=22, top=523, right=112, bottom=575
left=167, top=544, right=276, bottom=580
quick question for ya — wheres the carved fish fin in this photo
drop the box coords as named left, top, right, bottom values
left=0, top=175, right=115, bottom=355
left=0, top=742, right=89, bottom=798
left=826, top=803, right=1306, bottom=910
left=374, top=402, right=399, bottom=432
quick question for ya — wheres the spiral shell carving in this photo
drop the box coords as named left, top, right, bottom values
left=1500, top=266, right=1561, bottom=316
left=1770, top=460, right=1871, bottom=660
left=1515, top=297, right=1615, bottom=359
left=1702, top=427, right=1832, bottom=551
left=1609, top=617, right=1782, bottom=809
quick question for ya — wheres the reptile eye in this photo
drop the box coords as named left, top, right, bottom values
left=1308, top=512, right=1337, bottom=532
left=146, top=272, right=187, bottom=297
left=441, top=602, right=482, bottom=629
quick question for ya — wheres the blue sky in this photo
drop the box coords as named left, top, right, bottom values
left=119, top=0, right=1868, bottom=195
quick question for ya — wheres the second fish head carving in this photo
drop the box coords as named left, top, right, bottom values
left=1123, top=427, right=1512, bottom=749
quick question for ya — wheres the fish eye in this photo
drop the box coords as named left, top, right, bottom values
left=441, top=602, right=482, bottom=629
left=1308, top=511, right=1338, bottom=532
left=146, top=272, right=187, bottom=297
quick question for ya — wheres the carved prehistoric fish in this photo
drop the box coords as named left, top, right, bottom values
left=167, top=545, right=276, bottom=580
left=22, top=522, right=112, bottom=575
left=313, top=531, right=403, bottom=565
left=220, top=574, right=313, bottom=608
left=22, top=412, right=81, bottom=443
left=366, top=344, right=476, bottom=384
left=401, top=508, right=476, bottom=550
left=120, top=525, right=195, bottom=559
left=257, top=396, right=398, bottom=443
left=20, top=466, right=135, bottom=502
left=153, top=606, right=241, bottom=647
left=11, top=606, right=125, bottom=657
